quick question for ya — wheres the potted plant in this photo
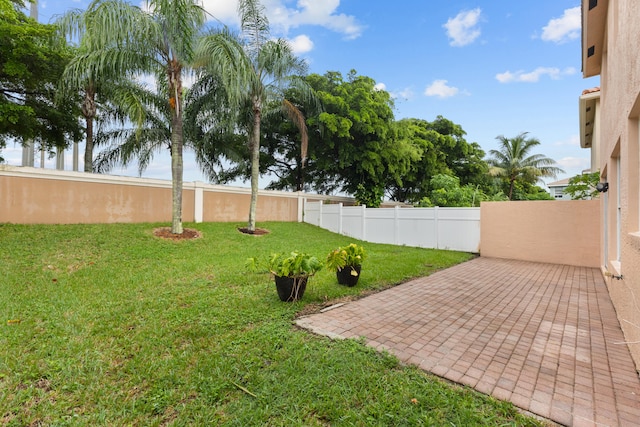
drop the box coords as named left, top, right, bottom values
left=326, top=243, right=366, bottom=286
left=247, top=251, right=322, bottom=301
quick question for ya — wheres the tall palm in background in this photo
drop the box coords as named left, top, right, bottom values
left=487, top=132, right=564, bottom=200
left=56, top=8, right=135, bottom=172
left=197, top=0, right=314, bottom=233
left=62, top=0, right=206, bottom=234
left=183, top=71, right=248, bottom=183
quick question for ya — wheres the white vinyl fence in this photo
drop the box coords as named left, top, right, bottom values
left=304, top=201, right=480, bottom=253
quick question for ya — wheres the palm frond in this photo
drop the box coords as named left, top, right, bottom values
left=150, top=0, right=206, bottom=63
left=486, top=132, right=564, bottom=199
left=281, top=99, right=308, bottom=164
left=238, top=0, right=269, bottom=59
left=194, top=28, right=252, bottom=109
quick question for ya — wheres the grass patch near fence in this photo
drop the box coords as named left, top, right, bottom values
left=0, top=222, right=542, bottom=426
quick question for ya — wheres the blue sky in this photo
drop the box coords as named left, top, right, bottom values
left=6, top=0, right=599, bottom=189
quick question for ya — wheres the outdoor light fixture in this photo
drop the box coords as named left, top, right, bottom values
left=596, top=182, right=609, bottom=192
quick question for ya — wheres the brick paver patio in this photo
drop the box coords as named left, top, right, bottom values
left=296, top=257, right=640, bottom=426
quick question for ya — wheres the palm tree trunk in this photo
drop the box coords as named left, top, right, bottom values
left=248, top=103, right=262, bottom=233
left=82, top=87, right=96, bottom=172
left=508, top=179, right=515, bottom=200
left=169, top=67, right=183, bottom=235
left=171, top=110, right=184, bottom=234
left=84, top=117, right=94, bottom=172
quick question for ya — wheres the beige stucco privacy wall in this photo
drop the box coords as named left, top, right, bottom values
left=480, top=200, right=600, bottom=268
left=582, top=0, right=640, bottom=369
left=0, top=166, right=349, bottom=224
left=199, top=186, right=301, bottom=222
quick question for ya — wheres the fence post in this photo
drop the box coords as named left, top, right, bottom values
left=338, top=203, right=343, bottom=235
left=194, top=181, right=204, bottom=223
left=394, top=205, right=400, bottom=245
left=296, top=191, right=304, bottom=222
left=434, top=206, right=439, bottom=249
left=361, top=204, right=367, bottom=241
left=318, top=200, right=323, bottom=228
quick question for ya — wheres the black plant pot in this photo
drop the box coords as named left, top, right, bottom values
left=336, top=265, right=361, bottom=287
left=274, top=275, right=308, bottom=302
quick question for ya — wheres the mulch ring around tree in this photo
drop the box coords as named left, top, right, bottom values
left=153, top=227, right=202, bottom=241
left=237, top=227, right=270, bottom=236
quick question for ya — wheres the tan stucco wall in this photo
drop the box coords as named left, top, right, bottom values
left=0, top=166, right=344, bottom=224
left=201, top=190, right=299, bottom=222
left=593, top=0, right=640, bottom=369
left=0, top=173, right=193, bottom=224
left=480, top=200, right=600, bottom=268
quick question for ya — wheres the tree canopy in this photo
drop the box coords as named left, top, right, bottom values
left=0, top=0, right=82, bottom=160
left=565, top=171, right=600, bottom=200
left=256, top=78, right=492, bottom=206
left=385, top=117, right=488, bottom=203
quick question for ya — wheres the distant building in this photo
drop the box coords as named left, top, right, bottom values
left=546, top=178, right=572, bottom=200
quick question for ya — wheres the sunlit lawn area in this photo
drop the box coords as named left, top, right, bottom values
left=0, top=222, right=543, bottom=426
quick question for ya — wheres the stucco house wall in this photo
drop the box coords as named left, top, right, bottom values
left=583, top=0, right=640, bottom=369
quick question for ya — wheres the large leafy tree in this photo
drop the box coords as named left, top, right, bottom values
left=64, top=0, right=208, bottom=234
left=303, top=70, right=396, bottom=206
left=197, top=0, right=312, bottom=233
left=487, top=132, right=563, bottom=200
left=385, top=118, right=453, bottom=203
left=0, top=0, right=82, bottom=162
left=426, top=116, right=488, bottom=188
left=260, top=101, right=489, bottom=205
left=385, top=117, right=491, bottom=204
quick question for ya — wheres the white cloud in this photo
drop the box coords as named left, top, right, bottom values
left=202, top=0, right=241, bottom=23
left=443, top=8, right=482, bottom=47
left=541, top=7, right=581, bottom=43
left=496, top=67, right=576, bottom=83
left=424, top=80, right=459, bottom=98
left=374, top=82, right=386, bottom=91
left=280, top=0, right=363, bottom=39
left=203, top=0, right=363, bottom=40
left=287, top=34, right=314, bottom=54
left=391, top=87, right=414, bottom=100
left=554, top=135, right=581, bottom=147
left=556, top=156, right=590, bottom=170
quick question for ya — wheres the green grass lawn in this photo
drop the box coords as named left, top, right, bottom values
left=0, top=222, right=542, bottom=426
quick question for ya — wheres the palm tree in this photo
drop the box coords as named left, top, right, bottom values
left=92, top=81, right=172, bottom=175
left=183, top=71, right=249, bottom=183
left=63, top=0, right=207, bottom=234
left=197, top=0, right=314, bottom=233
left=487, top=132, right=564, bottom=200
left=56, top=7, right=126, bottom=173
